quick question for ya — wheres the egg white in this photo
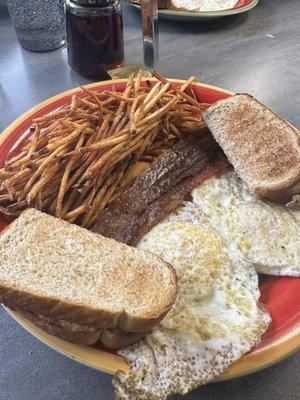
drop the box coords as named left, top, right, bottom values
left=115, top=202, right=270, bottom=400
left=192, top=171, right=300, bottom=276
left=170, top=0, right=238, bottom=12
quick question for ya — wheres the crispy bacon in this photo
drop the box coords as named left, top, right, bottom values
left=92, top=133, right=229, bottom=245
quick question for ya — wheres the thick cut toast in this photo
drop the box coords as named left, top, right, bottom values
left=0, top=209, right=177, bottom=334
left=19, top=310, right=147, bottom=348
left=203, top=94, right=300, bottom=202
left=19, top=310, right=102, bottom=345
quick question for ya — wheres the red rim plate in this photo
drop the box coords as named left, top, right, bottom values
left=0, top=79, right=299, bottom=379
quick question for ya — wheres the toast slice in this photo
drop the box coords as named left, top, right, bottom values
left=0, top=209, right=177, bottom=334
left=203, top=94, right=300, bottom=202
left=19, top=310, right=102, bottom=345
left=99, top=329, right=148, bottom=349
left=19, top=310, right=147, bottom=348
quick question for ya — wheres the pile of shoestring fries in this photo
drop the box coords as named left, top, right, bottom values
left=0, top=72, right=209, bottom=228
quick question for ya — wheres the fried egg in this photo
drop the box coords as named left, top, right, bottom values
left=170, top=0, right=238, bottom=12
left=114, top=203, right=270, bottom=400
left=192, top=171, right=300, bottom=276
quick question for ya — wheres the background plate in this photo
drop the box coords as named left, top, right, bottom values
left=125, top=0, right=260, bottom=21
left=0, top=79, right=299, bottom=380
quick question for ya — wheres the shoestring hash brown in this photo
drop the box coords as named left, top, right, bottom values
left=0, top=72, right=209, bottom=228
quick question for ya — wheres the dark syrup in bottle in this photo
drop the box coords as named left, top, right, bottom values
left=66, top=0, right=124, bottom=79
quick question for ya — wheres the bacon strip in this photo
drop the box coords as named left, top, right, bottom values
left=92, top=133, right=229, bottom=245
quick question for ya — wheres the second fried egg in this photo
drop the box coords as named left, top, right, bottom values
left=192, top=171, right=300, bottom=276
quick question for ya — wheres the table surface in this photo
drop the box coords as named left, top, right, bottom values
left=0, top=0, right=299, bottom=399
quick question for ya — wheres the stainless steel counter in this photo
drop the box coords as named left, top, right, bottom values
left=0, top=0, right=299, bottom=399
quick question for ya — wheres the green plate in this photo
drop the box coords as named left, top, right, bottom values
left=125, top=0, right=260, bottom=21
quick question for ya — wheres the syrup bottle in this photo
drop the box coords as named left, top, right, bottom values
left=66, top=0, right=124, bottom=79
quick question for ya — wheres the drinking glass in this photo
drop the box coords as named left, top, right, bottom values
left=7, top=0, right=66, bottom=52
